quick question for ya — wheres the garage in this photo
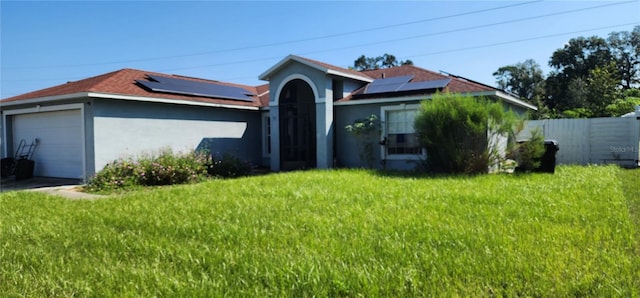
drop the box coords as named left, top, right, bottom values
left=12, top=109, right=83, bottom=179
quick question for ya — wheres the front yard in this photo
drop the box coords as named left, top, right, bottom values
left=0, top=166, right=638, bottom=296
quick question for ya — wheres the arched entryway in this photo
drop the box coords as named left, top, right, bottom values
left=279, top=79, right=316, bottom=170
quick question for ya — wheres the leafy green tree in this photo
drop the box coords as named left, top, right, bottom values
left=561, top=63, right=620, bottom=118
left=546, top=36, right=615, bottom=112
left=606, top=88, right=640, bottom=116
left=585, top=63, right=621, bottom=116
left=493, top=59, right=546, bottom=102
left=494, top=27, right=640, bottom=118
left=493, top=59, right=547, bottom=118
left=607, top=25, right=640, bottom=89
left=353, top=53, right=413, bottom=71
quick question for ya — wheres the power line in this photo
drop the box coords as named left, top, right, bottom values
left=2, top=1, right=637, bottom=84
left=157, top=1, right=636, bottom=72
left=3, top=1, right=543, bottom=70
left=405, top=22, right=640, bottom=59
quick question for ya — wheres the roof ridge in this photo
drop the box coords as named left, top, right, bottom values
left=294, top=55, right=373, bottom=79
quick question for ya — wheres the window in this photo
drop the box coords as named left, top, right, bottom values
left=262, top=112, right=271, bottom=157
left=381, top=104, right=423, bottom=159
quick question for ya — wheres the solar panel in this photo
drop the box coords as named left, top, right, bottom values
left=364, top=75, right=414, bottom=94
left=136, top=75, right=256, bottom=102
left=396, top=78, right=451, bottom=92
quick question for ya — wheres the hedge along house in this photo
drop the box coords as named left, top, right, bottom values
left=0, top=55, right=536, bottom=180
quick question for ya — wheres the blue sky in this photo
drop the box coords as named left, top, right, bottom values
left=1, top=1, right=639, bottom=99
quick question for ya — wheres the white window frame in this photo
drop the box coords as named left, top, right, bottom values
left=262, top=112, right=271, bottom=158
left=380, top=104, right=425, bottom=160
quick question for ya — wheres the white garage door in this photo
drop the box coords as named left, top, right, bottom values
left=13, top=109, right=83, bottom=178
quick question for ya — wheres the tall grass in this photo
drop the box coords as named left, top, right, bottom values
left=1, top=166, right=637, bottom=296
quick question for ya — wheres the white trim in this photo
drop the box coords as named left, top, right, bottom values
left=0, top=92, right=259, bottom=111
left=259, top=55, right=373, bottom=83
left=2, top=103, right=86, bottom=180
left=473, top=90, right=537, bottom=111
left=380, top=104, right=425, bottom=161
left=2, top=103, right=84, bottom=116
left=335, top=90, right=538, bottom=111
left=0, top=92, right=89, bottom=107
left=87, top=93, right=260, bottom=110
left=326, top=69, right=374, bottom=83
left=335, top=95, right=425, bottom=106
left=272, top=74, right=319, bottom=107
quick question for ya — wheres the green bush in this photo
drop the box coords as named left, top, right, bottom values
left=85, top=158, right=139, bottom=191
left=511, top=129, right=545, bottom=172
left=86, top=149, right=209, bottom=191
left=136, top=149, right=209, bottom=186
left=414, top=93, right=517, bottom=174
left=207, top=153, right=252, bottom=178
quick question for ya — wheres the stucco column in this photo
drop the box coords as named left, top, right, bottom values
left=316, top=96, right=334, bottom=169
left=269, top=106, right=280, bottom=172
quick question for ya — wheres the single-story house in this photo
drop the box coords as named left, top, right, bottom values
left=0, top=55, right=536, bottom=180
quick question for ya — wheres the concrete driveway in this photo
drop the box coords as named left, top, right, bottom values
left=0, top=176, right=103, bottom=199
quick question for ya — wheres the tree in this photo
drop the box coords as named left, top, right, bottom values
left=585, top=63, right=621, bottom=116
left=493, top=59, right=547, bottom=118
left=606, top=88, right=640, bottom=116
left=493, top=59, right=546, bottom=102
left=353, top=53, right=413, bottom=71
left=607, top=25, right=640, bottom=89
left=546, top=36, right=615, bottom=113
left=493, top=27, right=640, bottom=118
left=560, top=63, right=621, bottom=118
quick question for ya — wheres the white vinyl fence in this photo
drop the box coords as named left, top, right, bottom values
left=520, top=117, right=640, bottom=168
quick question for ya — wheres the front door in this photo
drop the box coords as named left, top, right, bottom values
left=279, top=79, right=316, bottom=170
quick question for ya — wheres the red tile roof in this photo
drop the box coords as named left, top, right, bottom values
left=2, top=57, right=502, bottom=108
left=353, top=65, right=494, bottom=98
left=1, top=68, right=265, bottom=108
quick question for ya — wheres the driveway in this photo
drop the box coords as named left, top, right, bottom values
left=0, top=176, right=103, bottom=199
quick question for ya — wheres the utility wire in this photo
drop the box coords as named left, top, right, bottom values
left=405, top=22, right=640, bottom=59
left=3, top=2, right=637, bottom=83
left=155, top=22, right=640, bottom=82
left=3, top=0, right=542, bottom=69
left=157, top=1, right=636, bottom=72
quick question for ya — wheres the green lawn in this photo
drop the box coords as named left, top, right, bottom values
left=1, top=166, right=638, bottom=296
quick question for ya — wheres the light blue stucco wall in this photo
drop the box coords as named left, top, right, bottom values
left=335, top=100, right=425, bottom=171
left=92, top=99, right=262, bottom=173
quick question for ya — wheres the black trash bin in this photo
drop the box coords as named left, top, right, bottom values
left=536, top=140, right=559, bottom=173
left=1, top=157, right=15, bottom=178
left=15, top=159, right=35, bottom=180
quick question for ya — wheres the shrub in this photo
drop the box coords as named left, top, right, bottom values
left=136, top=149, right=209, bottom=186
left=414, top=93, right=517, bottom=174
left=511, top=129, right=545, bottom=172
left=86, top=148, right=209, bottom=191
left=207, top=153, right=252, bottom=178
left=85, top=158, right=139, bottom=191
